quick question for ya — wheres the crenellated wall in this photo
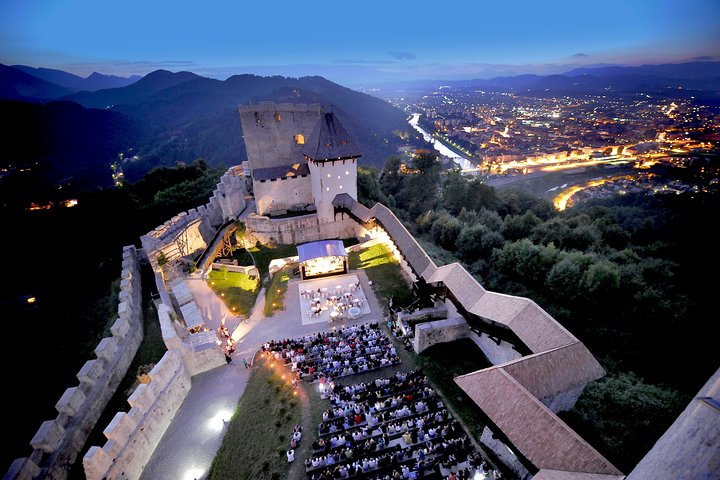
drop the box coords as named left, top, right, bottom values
left=140, top=168, right=247, bottom=264
left=4, top=246, right=144, bottom=480
left=82, top=350, right=191, bottom=480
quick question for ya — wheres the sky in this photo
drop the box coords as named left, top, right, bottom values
left=1, top=0, right=719, bottom=87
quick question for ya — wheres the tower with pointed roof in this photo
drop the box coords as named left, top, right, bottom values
left=303, top=112, right=360, bottom=224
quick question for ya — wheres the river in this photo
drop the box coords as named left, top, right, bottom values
left=408, top=113, right=475, bottom=170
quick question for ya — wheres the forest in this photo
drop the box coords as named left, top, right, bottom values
left=357, top=152, right=719, bottom=471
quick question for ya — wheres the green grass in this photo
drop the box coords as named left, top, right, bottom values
left=248, top=243, right=298, bottom=278
left=209, top=354, right=302, bottom=480
left=348, top=243, right=413, bottom=307
left=207, top=269, right=260, bottom=317
left=264, top=266, right=293, bottom=317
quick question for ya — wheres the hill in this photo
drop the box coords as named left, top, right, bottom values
left=11, top=65, right=141, bottom=92
left=62, top=71, right=414, bottom=180
left=0, top=63, right=74, bottom=101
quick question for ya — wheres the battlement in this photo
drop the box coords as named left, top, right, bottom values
left=5, top=246, right=144, bottom=480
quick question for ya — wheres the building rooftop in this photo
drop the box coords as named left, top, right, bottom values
left=303, top=112, right=362, bottom=161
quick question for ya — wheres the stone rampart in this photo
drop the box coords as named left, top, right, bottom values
left=82, top=350, right=191, bottom=480
left=4, top=246, right=144, bottom=480
left=156, top=303, right=225, bottom=377
left=413, top=317, right=469, bottom=354
left=245, top=212, right=358, bottom=246
left=140, top=168, right=246, bottom=265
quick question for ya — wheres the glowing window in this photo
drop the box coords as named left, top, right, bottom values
left=339, top=185, right=343, bottom=189
left=337, top=176, right=341, bottom=179
left=327, top=173, right=331, bottom=178
left=294, top=133, right=305, bottom=145
left=326, top=187, right=330, bottom=191
left=345, top=171, right=349, bottom=175
left=274, top=112, right=282, bottom=121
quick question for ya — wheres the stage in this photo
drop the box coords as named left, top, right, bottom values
left=297, top=273, right=372, bottom=325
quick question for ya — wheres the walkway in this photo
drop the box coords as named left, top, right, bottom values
left=139, top=269, right=384, bottom=480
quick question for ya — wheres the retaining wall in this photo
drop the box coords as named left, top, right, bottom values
left=4, top=246, right=144, bottom=480
left=413, top=317, right=469, bottom=354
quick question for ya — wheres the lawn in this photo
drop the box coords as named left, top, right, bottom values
left=264, top=266, right=294, bottom=317
left=207, top=269, right=260, bottom=317
left=348, top=242, right=413, bottom=308
left=208, top=354, right=303, bottom=480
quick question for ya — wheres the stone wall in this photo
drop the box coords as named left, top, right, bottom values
left=468, top=331, right=522, bottom=365
left=480, top=428, right=529, bottom=479
left=140, top=168, right=246, bottom=265
left=4, top=246, right=144, bottom=480
left=539, top=385, right=586, bottom=414
left=245, top=212, right=357, bottom=246
left=413, top=317, right=469, bottom=354
left=210, top=263, right=259, bottom=277
left=82, top=350, right=191, bottom=480
left=254, top=175, right=313, bottom=216
left=156, top=303, right=225, bottom=377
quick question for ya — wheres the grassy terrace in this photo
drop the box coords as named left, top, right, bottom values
left=264, top=266, right=295, bottom=317
left=207, top=269, right=260, bottom=317
left=209, top=353, right=303, bottom=480
left=348, top=242, right=413, bottom=308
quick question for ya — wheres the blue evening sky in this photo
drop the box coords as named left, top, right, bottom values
left=1, top=0, right=718, bottom=86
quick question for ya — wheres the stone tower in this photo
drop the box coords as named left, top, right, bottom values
left=303, top=112, right=361, bottom=224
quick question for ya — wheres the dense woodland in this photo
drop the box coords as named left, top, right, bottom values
left=358, top=152, right=719, bottom=471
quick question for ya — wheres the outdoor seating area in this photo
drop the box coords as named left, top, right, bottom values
left=305, top=372, right=494, bottom=480
left=262, top=322, right=401, bottom=383
left=299, top=274, right=371, bottom=325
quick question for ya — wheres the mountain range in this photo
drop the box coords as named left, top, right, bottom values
left=0, top=65, right=415, bottom=192
left=372, top=61, right=720, bottom=98
left=1, top=61, right=719, bottom=194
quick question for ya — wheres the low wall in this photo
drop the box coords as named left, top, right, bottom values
left=4, top=246, right=144, bottom=480
left=469, top=331, right=522, bottom=366
left=211, top=263, right=259, bottom=277
left=413, top=317, right=469, bottom=354
left=156, top=303, right=225, bottom=377
left=83, top=350, right=191, bottom=480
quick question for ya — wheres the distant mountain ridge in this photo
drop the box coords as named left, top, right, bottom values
left=0, top=66, right=415, bottom=190
left=12, top=65, right=141, bottom=92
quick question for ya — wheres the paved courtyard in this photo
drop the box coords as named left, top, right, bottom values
left=140, top=269, right=384, bottom=480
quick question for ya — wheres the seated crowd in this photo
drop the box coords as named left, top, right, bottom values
left=306, top=374, right=494, bottom=480
left=262, top=322, right=401, bottom=382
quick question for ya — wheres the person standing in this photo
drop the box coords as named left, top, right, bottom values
left=225, top=353, right=232, bottom=364
left=243, top=357, right=249, bottom=368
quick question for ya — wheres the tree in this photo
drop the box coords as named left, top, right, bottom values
left=430, top=212, right=463, bottom=250
left=357, top=166, right=388, bottom=207
left=380, top=156, right=403, bottom=196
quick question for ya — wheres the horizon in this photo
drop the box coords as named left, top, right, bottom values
left=2, top=0, right=719, bottom=88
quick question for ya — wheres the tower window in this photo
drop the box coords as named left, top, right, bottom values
left=274, top=112, right=282, bottom=121
left=345, top=171, right=349, bottom=175
left=294, top=133, right=305, bottom=145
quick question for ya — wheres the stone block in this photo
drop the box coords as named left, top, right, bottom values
left=83, top=446, right=112, bottom=480
left=77, top=359, right=103, bottom=385
left=103, top=411, right=138, bottom=443
left=94, top=337, right=119, bottom=361
left=127, top=383, right=153, bottom=411
left=110, top=316, right=131, bottom=338
left=30, top=420, right=65, bottom=453
left=55, top=386, right=86, bottom=416
left=117, top=301, right=130, bottom=319
left=4, top=457, right=41, bottom=480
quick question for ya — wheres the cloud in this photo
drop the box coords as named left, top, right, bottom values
left=690, top=55, right=717, bottom=61
left=388, top=51, right=417, bottom=61
left=333, top=59, right=396, bottom=65
left=572, top=53, right=588, bottom=58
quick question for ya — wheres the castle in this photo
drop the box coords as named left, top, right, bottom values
left=5, top=102, right=717, bottom=480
